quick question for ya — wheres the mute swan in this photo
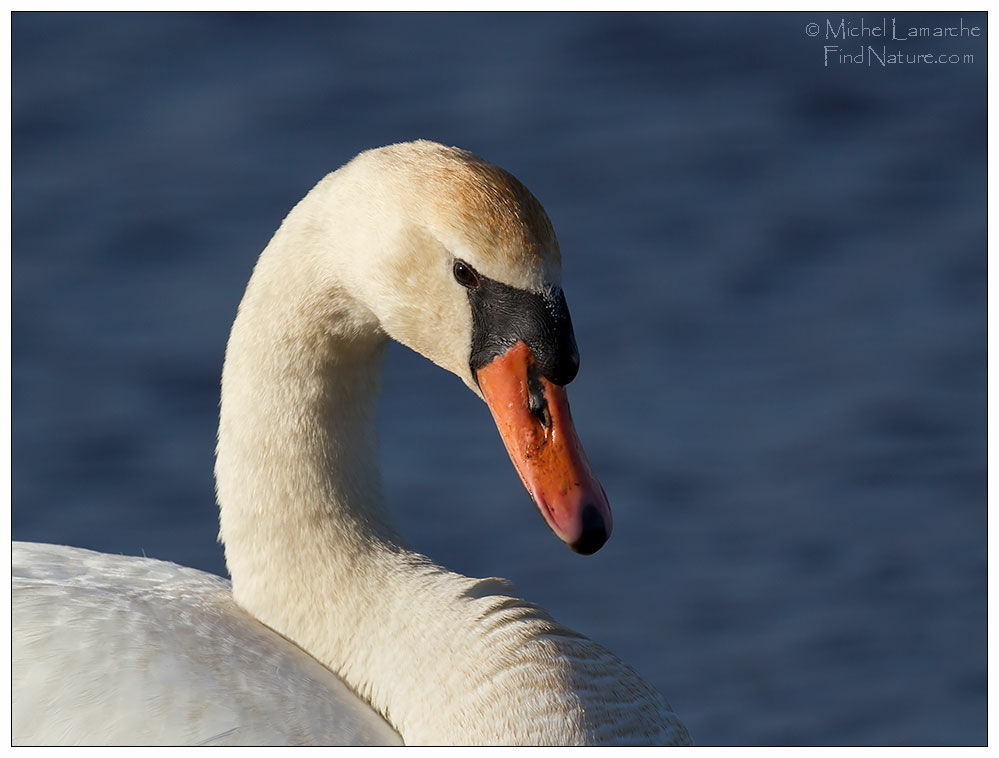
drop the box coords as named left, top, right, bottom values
left=13, top=140, right=692, bottom=746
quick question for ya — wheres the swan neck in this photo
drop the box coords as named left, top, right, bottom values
left=215, top=196, right=401, bottom=593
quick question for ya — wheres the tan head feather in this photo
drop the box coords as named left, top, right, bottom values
left=371, top=141, right=561, bottom=288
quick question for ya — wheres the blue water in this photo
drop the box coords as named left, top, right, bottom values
left=12, top=12, right=986, bottom=745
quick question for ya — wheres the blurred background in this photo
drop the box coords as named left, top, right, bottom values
left=12, top=12, right=986, bottom=745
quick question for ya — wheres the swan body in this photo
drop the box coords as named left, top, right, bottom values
left=12, top=140, right=692, bottom=746
left=13, top=542, right=402, bottom=745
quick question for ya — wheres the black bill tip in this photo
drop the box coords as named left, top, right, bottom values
left=569, top=503, right=610, bottom=555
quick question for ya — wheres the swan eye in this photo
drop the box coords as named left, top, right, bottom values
left=453, top=259, right=480, bottom=289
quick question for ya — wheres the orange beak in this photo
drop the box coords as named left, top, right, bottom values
left=476, top=341, right=612, bottom=554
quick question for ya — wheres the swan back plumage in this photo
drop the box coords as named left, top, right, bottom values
left=13, top=542, right=402, bottom=746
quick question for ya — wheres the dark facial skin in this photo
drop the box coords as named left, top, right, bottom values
left=454, top=259, right=579, bottom=388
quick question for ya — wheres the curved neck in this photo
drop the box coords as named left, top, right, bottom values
left=217, top=248, right=396, bottom=564
left=213, top=189, right=683, bottom=746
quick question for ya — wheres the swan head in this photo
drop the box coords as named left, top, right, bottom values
left=321, top=141, right=612, bottom=554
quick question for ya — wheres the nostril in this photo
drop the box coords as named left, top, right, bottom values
left=526, top=362, right=552, bottom=429
left=528, top=390, right=550, bottom=429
